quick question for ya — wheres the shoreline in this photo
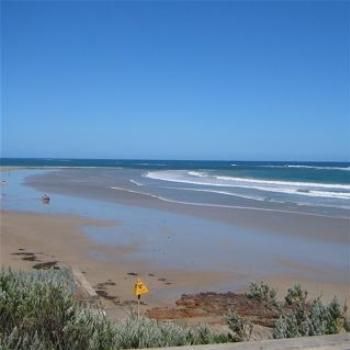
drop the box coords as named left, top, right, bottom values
left=25, top=169, right=350, bottom=245
left=1, top=167, right=349, bottom=321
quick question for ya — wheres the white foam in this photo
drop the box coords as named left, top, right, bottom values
left=163, top=186, right=266, bottom=201
left=302, top=190, right=350, bottom=199
left=188, top=171, right=207, bottom=178
left=261, top=164, right=350, bottom=171
left=110, top=186, right=349, bottom=219
left=214, top=175, right=350, bottom=190
left=165, top=185, right=350, bottom=202
left=111, top=186, right=163, bottom=200
left=130, top=179, right=143, bottom=186
left=144, top=170, right=350, bottom=200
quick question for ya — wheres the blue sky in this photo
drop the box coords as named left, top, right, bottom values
left=2, top=1, right=349, bottom=161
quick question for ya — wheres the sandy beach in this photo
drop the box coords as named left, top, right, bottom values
left=2, top=3, right=350, bottom=346
left=1, top=209, right=349, bottom=321
left=0, top=210, right=240, bottom=320
left=1, top=167, right=349, bottom=323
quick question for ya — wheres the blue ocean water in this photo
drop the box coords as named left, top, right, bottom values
left=1, top=158, right=350, bottom=183
left=1, top=158, right=350, bottom=210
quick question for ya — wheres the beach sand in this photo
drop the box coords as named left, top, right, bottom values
left=1, top=210, right=349, bottom=322
left=0, top=210, right=239, bottom=320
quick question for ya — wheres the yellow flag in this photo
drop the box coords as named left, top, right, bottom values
left=134, top=278, right=149, bottom=296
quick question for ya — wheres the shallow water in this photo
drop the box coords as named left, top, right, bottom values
left=2, top=159, right=350, bottom=210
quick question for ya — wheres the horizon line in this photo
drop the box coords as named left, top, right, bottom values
left=1, top=157, right=349, bottom=163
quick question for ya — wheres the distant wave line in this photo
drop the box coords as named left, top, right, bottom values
left=0, top=165, right=126, bottom=170
left=162, top=185, right=350, bottom=201
left=110, top=186, right=349, bottom=219
left=162, top=186, right=267, bottom=201
left=130, top=179, right=144, bottom=186
left=145, top=170, right=350, bottom=191
left=215, top=175, right=350, bottom=191
left=261, top=165, right=350, bottom=171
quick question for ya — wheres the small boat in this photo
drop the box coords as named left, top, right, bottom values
left=41, top=194, right=50, bottom=203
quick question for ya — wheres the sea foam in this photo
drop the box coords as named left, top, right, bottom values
left=145, top=170, right=350, bottom=201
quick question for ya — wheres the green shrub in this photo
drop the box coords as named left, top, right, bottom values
left=188, top=323, right=231, bottom=345
left=285, top=284, right=307, bottom=306
left=325, top=298, right=343, bottom=334
left=273, top=313, right=300, bottom=339
left=225, top=311, right=253, bottom=341
left=1, top=269, right=346, bottom=348
left=0, top=268, right=114, bottom=349
left=246, top=281, right=277, bottom=304
left=273, top=296, right=345, bottom=339
left=0, top=269, right=231, bottom=349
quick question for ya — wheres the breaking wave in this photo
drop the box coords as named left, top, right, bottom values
left=261, top=165, right=350, bottom=171
left=110, top=186, right=348, bottom=217
left=145, top=170, right=350, bottom=201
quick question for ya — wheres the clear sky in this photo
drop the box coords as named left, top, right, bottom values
left=2, top=1, right=349, bottom=161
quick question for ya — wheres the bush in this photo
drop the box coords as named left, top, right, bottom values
left=326, top=298, right=343, bottom=334
left=0, top=269, right=231, bottom=349
left=190, top=324, right=232, bottom=345
left=273, top=313, right=300, bottom=339
left=246, top=281, right=277, bottom=304
left=0, top=268, right=114, bottom=349
left=285, top=284, right=307, bottom=306
left=273, top=296, right=345, bottom=339
left=1, top=270, right=346, bottom=348
left=225, top=311, right=253, bottom=342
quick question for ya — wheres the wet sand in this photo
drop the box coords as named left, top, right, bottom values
left=1, top=210, right=349, bottom=321
left=26, top=169, right=350, bottom=245
left=0, top=210, right=241, bottom=320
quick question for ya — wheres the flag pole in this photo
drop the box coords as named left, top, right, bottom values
left=137, top=294, right=140, bottom=320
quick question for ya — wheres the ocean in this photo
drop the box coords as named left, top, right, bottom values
left=1, top=158, right=350, bottom=211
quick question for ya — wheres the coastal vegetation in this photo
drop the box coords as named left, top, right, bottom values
left=0, top=269, right=231, bottom=349
left=0, top=269, right=348, bottom=349
left=273, top=284, right=347, bottom=338
left=245, top=282, right=348, bottom=339
left=224, top=311, right=253, bottom=341
left=246, top=281, right=277, bottom=305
